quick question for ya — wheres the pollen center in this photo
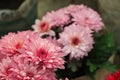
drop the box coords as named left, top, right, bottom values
left=26, top=72, right=34, bottom=78
left=15, top=43, right=21, bottom=49
left=71, top=37, right=80, bottom=46
left=36, top=48, right=47, bottom=59
left=39, top=22, right=49, bottom=32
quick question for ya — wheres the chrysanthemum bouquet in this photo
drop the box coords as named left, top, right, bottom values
left=0, top=4, right=116, bottom=80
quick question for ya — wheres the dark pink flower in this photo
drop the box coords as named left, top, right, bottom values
left=20, top=32, right=65, bottom=69
left=0, top=55, right=57, bottom=80
left=0, top=31, right=32, bottom=56
left=0, top=57, right=14, bottom=80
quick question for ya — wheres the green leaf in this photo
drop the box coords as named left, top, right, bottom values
left=99, top=61, right=117, bottom=72
left=67, top=60, right=81, bottom=72
left=87, top=32, right=116, bottom=65
left=105, top=33, right=115, bottom=47
left=87, top=61, right=97, bottom=72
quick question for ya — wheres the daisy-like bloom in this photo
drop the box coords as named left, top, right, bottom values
left=20, top=32, right=65, bottom=70
left=71, top=5, right=104, bottom=32
left=58, top=24, right=94, bottom=60
left=43, top=9, right=70, bottom=27
left=32, top=19, right=55, bottom=36
left=106, top=70, right=120, bottom=80
left=0, top=31, right=31, bottom=56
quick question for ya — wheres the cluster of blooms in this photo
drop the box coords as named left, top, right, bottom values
left=32, top=4, right=104, bottom=60
left=0, top=31, right=67, bottom=80
left=106, top=70, right=120, bottom=80
left=0, top=4, right=104, bottom=80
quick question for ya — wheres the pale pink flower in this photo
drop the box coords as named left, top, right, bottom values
left=65, top=4, right=87, bottom=13
left=32, top=19, right=55, bottom=36
left=20, top=32, right=65, bottom=70
left=71, top=6, right=104, bottom=31
left=43, top=9, right=70, bottom=27
left=58, top=24, right=94, bottom=60
left=0, top=31, right=31, bottom=56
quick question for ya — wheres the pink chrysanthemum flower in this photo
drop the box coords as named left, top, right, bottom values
left=0, top=31, right=31, bottom=56
left=65, top=4, right=87, bottom=13
left=20, top=32, right=65, bottom=70
left=58, top=24, right=94, bottom=60
left=0, top=55, right=57, bottom=80
left=0, top=54, right=56, bottom=80
left=32, top=19, right=55, bottom=36
left=0, top=53, right=6, bottom=61
left=12, top=59, right=46, bottom=80
left=43, top=9, right=70, bottom=27
left=38, top=69, right=57, bottom=80
left=71, top=6, right=104, bottom=32
left=0, top=57, right=14, bottom=80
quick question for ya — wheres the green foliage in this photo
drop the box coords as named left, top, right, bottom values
left=67, top=60, right=82, bottom=72
left=86, top=31, right=117, bottom=75
left=100, top=61, right=117, bottom=72
left=88, top=32, right=115, bottom=64
left=87, top=60, right=98, bottom=72
left=56, top=30, right=117, bottom=79
left=86, top=60, right=117, bottom=73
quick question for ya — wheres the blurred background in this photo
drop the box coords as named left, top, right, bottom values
left=0, top=0, right=120, bottom=46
